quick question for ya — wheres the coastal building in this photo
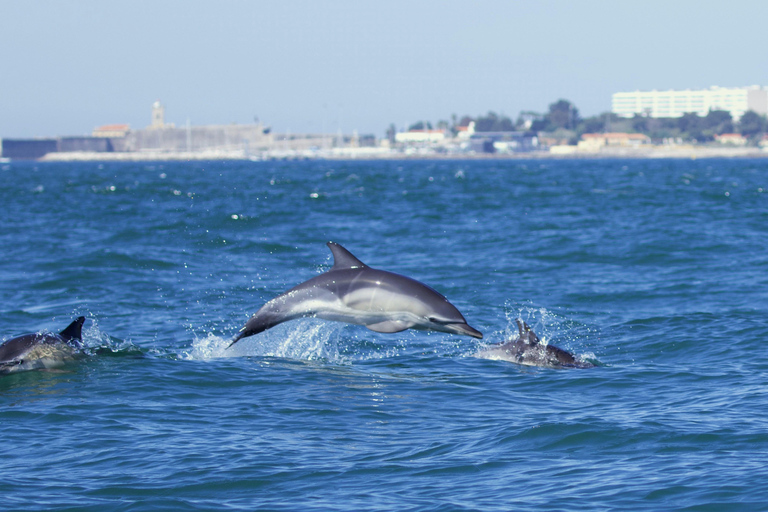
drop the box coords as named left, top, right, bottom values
left=612, top=86, right=768, bottom=121
left=714, top=133, right=748, bottom=146
left=578, top=132, right=650, bottom=151
left=114, top=123, right=272, bottom=154
left=469, top=131, right=538, bottom=153
left=1, top=102, right=273, bottom=160
left=548, top=132, right=651, bottom=155
left=93, top=124, right=130, bottom=137
left=395, top=129, right=447, bottom=143
left=456, top=122, right=475, bottom=139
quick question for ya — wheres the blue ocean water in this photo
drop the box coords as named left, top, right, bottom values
left=1, top=158, right=767, bottom=511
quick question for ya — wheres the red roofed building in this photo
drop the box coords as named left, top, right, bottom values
left=93, top=124, right=131, bottom=138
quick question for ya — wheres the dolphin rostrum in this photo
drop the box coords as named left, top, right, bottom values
left=0, top=316, right=85, bottom=374
left=229, top=242, right=482, bottom=347
left=479, top=319, right=594, bottom=369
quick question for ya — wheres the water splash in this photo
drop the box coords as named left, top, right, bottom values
left=181, top=319, right=474, bottom=364
left=183, top=319, right=345, bottom=362
left=472, top=300, right=601, bottom=366
left=80, top=315, right=143, bottom=356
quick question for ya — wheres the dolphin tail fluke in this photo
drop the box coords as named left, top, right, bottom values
left=229, top=308, right=288, bottom=349
left=59, top=317, right=85, bottom=343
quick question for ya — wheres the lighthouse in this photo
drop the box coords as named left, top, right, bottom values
left=151, top=100, right=165, bottom=129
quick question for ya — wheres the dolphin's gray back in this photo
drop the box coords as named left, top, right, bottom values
left=310, top=267, right=459, bottom=313
left=0, top=335, right=39, bottom=364
left=0, top=317, right=85, bottom=372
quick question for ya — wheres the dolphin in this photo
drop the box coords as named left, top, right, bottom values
left=229, top=242, right=482, bottom=347
left=479, top=319, right=594, bottom=369
left=0, top=316, right=85, bottom=374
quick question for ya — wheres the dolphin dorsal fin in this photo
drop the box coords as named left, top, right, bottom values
left=59, top=316, right=85, bottom=342
left=327, top=242, right=368, bottom=271
left=516, top=319, right=541, bottom=346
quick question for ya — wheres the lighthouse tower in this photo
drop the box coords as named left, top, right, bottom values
left=151, top=100, right=165, bottom=129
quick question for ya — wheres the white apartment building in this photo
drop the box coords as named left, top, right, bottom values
left=612, top=86, right=768, bottom=121
left=394, top=129, right=447, bottom=143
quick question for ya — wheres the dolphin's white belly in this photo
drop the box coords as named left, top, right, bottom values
left=287, top=287, right=426, bottom=328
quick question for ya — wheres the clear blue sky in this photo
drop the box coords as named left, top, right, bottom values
left=1, top=0, right=767, bottom=138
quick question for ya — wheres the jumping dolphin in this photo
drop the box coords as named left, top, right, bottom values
left=0, top=316, right=85, bottom=374
left=229, top=242, right=482, bottom=347
left=479, top=319, right=594, bottom=369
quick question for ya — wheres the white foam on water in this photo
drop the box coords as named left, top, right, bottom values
left=181, top=319, right=468, bottom=364
left=183, top=319, right=346, bottom=362
left=79, top=314, right=143, bottom=355
left=473, top=300, right=602, bottom=366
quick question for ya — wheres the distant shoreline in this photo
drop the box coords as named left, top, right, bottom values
left=34, top=146, right=768, bottom=162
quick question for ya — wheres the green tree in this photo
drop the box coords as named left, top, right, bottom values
left=474, top=111, right=514, bottom=132
left=408, top=121, right=432, bottom=131
left=677, top=112, right=706, bottom=141
left=386, top=123, right=396, bottom=144
left=645, top=117, right=682, bottom=140
left=458, top=115, right=474, bottom=127
left=529, top=117, right=550, bottom=132
left=630, top=114, right=649, bottom=133
left=577, top=112, right=621, bottom=134
left=578, top=115, right=604, bottom=134
left=739, top=110, right=767, bottom=137
left=703, top=110, right=733, bottom=135
left=548, top=99, right=580, bottom=130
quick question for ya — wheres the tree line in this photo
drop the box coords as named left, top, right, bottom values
left=394, top=99, right=768, bottom=144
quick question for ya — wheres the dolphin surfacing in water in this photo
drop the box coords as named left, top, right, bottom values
left=479, top=319, right=594, bottom=369
left=0, top=316, right=85, bottom=374
left=230, top=242, right=482, bottom=347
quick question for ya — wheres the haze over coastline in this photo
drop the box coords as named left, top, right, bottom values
left=1, top=0, right=767, bottom=139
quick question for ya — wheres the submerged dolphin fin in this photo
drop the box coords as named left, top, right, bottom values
left=366, top=320, right=415, bottom=333
left=59, top=317, right=86, bottom=343
left=328, top=242, right=368, bottom=270
left=516, top=319, right=541, bottom=346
